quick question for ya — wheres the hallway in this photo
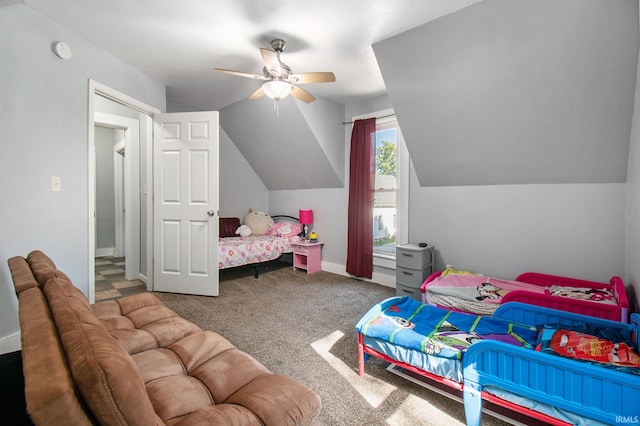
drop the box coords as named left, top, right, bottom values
left=95, top=256, right=147, bottom=301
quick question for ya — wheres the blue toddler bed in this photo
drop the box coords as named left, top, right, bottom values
left=356, top=296, right=640, bottom=426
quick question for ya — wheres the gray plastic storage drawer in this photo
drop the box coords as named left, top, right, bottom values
left=396, top=282, right=422, bottom=301
left=396, top=244, right=432, bottom=270
left=396, top=265, right=429, bottom=288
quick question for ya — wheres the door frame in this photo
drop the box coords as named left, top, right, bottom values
left=87, top=80, right=160, bottom=303
left=114, top=140, right=125, bottom=257
left=94, top=114, right=139, bottom=280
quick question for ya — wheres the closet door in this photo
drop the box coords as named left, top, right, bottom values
left=153, top=111, right=219, bottom=296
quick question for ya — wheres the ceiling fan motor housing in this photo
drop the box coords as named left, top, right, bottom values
left=270, top=38, right=286, bottom=52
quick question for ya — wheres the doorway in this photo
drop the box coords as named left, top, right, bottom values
left=93, top=120, right=145, bottom=301
left=88, top=81, right=219, bottom=300
left=88, top=80, right=160, bottom=303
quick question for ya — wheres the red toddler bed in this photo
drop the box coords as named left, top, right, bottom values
left=420, top=269, right=629, bottom=322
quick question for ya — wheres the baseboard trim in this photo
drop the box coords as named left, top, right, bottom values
left=96, top=248, right=115, bottom=257
left=0, top=332, right=21, bottom=354
left=321, top=261, right=395, bottom=288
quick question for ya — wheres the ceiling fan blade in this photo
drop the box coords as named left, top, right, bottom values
left=260, top=48, right=281, bottom=75
left=290, top=85, right=316, bottom=103
left=289, top=72, right=336, bottom=84
left=214, top=68, right=267, bottom=80
left=248, top=86, right=265, bottom=100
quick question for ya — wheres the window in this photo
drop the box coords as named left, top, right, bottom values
left=373, top=115, right=405, bottom=257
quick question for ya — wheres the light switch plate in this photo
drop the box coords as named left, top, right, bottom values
left=51, top=176, right=61, bottom=192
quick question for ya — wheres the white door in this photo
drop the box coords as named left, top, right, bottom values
left=153, top=111, right=219, bottom=296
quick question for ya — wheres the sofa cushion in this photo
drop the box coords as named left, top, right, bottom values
left=44, top=276, right=163, bottom=426
left=166, top=405, right=261, bottom=426
left=131, top=329, right=321, bottom=425
left=226, top=374, right=323, bottom=426
left=133, top=330, right=269, bottom=423
left=93, top=292, right=201, bottom=354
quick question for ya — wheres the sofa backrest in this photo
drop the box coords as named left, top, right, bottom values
left=8, top=255, right=39, bottom=294
left=8, top=255, right=94, bottom=425
left=26, top=250, right=70, bottom=288
left=44, top=276, right=163, bottom=426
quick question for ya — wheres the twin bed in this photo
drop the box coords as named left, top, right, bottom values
left=357, top=296, right=640, bottom=426
left=218, top=215, right=302, bottom=277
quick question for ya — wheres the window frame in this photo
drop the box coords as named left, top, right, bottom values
left=351, top=108, right=408, bottom=265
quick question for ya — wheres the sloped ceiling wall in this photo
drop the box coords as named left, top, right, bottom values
left=220, top=94, right=345, bottom=190
left=374, top=0, right=638, bottom=186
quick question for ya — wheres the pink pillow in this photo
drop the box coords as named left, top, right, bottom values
left=268, top=222, right=303, bottom=237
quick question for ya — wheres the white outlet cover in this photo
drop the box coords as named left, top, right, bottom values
left=52, top=41, right=72, bottom=60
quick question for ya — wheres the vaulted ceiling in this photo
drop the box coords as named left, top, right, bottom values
left=19, top=0, right=481, bottom=110
left=220, top=95, right=345, bottom=190
left=13, top=0, right=639, bottom=189
left=374, top=0, right=638, bottom=186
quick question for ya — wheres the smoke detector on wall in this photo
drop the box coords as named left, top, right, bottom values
left=51, top=41, right=72, bottom=60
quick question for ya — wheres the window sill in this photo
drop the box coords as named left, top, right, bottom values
left=373, top=252, right=396, bottom=269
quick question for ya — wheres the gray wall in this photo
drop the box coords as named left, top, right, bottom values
left=0, top=4, right=165, bottom=350
left=95, top=126, right=118, bottom=250
left=409, top=182, right=625, bottom=282
left=625, top=11, right=640, bottom=312
left=220, top=96, right=344, bottom=190
left=219, top=127, right=269, bottom=218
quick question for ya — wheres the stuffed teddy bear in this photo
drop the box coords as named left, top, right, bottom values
left=243, top=209, right=274, bottom=235
left=235, top=224, right=252, bottom=237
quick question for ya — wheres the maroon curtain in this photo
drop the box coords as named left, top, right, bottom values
left=346, top=118, right=376, bottom=279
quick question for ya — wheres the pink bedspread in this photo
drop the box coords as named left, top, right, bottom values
left=428, top=275, right=545, bottom=304
left=218, top=235, right=300, bottom=269
left=427, top=274, right=618, bottom=305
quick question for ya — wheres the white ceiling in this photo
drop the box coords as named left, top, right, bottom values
left=22, top=0, right=482, bottom=111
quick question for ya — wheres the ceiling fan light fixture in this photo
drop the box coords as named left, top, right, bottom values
left=262, top=80, right=292, bottom=100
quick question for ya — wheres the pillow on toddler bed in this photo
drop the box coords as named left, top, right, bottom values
left=536, top=325, right=640, bottom=374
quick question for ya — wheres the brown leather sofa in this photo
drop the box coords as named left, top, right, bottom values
left=8, top=250, right=321, bottom=425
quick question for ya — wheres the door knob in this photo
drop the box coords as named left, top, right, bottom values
left=207, top=210, right=215, bottom=217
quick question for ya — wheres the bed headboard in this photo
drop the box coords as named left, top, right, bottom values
left=271, top=215, right=299, bottom=223
left=219, top=214, right=302, bottom=238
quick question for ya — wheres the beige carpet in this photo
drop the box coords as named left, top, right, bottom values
left=154, top=262, right=523, bottom=426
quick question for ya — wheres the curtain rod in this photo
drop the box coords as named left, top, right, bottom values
left=342, top=113, right=395, bottom=125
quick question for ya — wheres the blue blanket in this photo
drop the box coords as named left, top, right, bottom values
left=356, top=296, right=537, bottom=360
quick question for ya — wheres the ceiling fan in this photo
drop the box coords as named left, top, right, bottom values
left=214, top=38, right=335, bottom=108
